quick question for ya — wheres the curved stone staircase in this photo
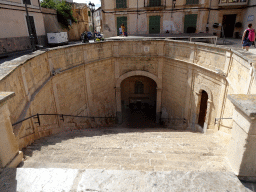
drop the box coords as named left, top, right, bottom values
left=0, top=127, right=252, bottom=191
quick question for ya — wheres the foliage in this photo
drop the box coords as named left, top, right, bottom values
left=41, top=0, right=77, bottom=29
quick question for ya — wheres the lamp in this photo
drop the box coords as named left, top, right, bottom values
left=88, top=1, right=95, bottom=35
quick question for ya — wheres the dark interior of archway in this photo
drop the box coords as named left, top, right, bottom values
left=198, top=90, right=208, bottom=127
left=120, top=76, right=158, bottom=128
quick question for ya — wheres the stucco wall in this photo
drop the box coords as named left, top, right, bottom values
left=0, top=40, right=255, bottom=149
left=0, top=7, right=46, bottom=54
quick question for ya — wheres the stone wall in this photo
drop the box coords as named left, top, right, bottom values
left=0, top=40, right=255, bottom=149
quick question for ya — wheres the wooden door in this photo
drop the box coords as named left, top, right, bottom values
left=149, top=16, right=160, bottom=34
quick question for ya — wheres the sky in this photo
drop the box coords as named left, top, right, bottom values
left=73, top=0, right=101, bottom=9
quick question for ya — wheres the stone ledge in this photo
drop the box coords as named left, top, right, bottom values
left=228, top=94, right=256, bottom=118
left=0, top=92, right=15, bottom=106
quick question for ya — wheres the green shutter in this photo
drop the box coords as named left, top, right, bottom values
left=186, top=0, right=199, bottom=4
left=149, top=0, right=161, bottom=7
left=149, top=16, right=160, bottom=34
left=184, top=14, right=197, bottom=33
left=116, top=0, right=126, bottom=8
left=117, top=17, right=127, bottom=36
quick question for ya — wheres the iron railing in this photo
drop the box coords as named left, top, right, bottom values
left=12, top=113, right=116, bottom=126
left=214, top=117, right=232, bottom=125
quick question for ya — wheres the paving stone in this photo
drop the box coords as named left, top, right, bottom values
left=0, top=168, right=248, bottom=192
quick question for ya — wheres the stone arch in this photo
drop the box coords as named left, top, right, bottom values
left=115, top=71, right=162, bottom=124
left=195, top=84, right=213, bottom=133
left=116, top=71, right=162, bottom=89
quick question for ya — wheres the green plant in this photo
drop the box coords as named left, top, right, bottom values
left=40, top=0, right=77, bottom=29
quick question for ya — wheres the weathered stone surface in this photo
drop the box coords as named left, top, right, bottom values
left=228, top=95, right=256, bottom=118
left=21, top=128, right=232, bottom=173
left=0, top=92, right=15, bottom=105
left=0, top=168, right=247, bottom=192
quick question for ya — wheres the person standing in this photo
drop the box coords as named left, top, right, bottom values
left=121, top=23, right=125, bottom=37
left=119, top=27, right=122, bottom=36
left=242, top=23, right=255, bottom=51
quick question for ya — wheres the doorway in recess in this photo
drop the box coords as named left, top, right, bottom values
left=120, top=76, right=157, bottom=128
left=26, top=16, right=38, bottom=44
left=222, top=14, right=236, bottom=38
left=198, top=90, right=208, bottom=128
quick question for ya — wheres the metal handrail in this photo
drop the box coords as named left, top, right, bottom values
left=214, top=117, right=232, bottom=125
left=12, top=113, right=116, bottom=126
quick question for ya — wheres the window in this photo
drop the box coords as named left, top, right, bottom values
left=88, top=11, right=91, bottom=17
left=23, top=0, right=31, bottom=5
left=135, top=81, right=144, bottom=94
left=116, top=0, right=126, bottom=8
left=149, top=0, right=161, bottom=6
left=186, top=0, right=199, bottom=5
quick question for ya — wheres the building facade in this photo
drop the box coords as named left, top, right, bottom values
left=0, top=0, right=46, bottom=56
left=94, top=7, right=102, bottom=32
left=242, top=0, right=256, bottom=33
left=67, top=3, right=90, bottom=41
left=101, top=0, right=249, bottom=38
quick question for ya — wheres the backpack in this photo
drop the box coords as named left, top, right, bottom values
left=248, top=29, right=255, bottom=42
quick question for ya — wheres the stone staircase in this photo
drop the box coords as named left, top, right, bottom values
left=1, top=127, right=252, bottom=191
left=21, top=127, right=232, bottom=172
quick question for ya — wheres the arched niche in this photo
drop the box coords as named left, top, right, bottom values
left=195, top=84, right=213, bottom=133
left=115, top=71, right=162, bottom=124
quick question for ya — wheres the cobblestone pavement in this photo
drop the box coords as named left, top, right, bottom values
left=21, top=127, right=232, bottom=172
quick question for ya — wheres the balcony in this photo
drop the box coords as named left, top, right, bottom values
left=219, top=0, right=248, bottom=7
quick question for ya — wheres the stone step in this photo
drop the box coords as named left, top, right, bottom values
left=0, top=168, right=247, bottom=192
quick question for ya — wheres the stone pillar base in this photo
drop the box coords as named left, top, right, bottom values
left=7, top=151, right=23, bottom=168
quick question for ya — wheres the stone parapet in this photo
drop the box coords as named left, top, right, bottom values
left=0, top=39, right=255, bottom=152
left=0, top=92, right=23, bottom=168
left=227, top=94, right=256, bottom=178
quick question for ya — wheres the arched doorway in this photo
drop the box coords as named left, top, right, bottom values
left=121, top=76, right=157, bottom=127
left=198, top=90, right=208, bottom=128
left=115, top=71, right=162, bottom=126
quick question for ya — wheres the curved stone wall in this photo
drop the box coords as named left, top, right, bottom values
left=0, top=40, right=255, bottom=150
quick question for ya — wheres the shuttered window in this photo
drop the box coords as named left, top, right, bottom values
left=186, top=0, right=199, bottom=4
left=149, top=0, right=161, bottom=7
left=116, top=0, right=126, bottom=8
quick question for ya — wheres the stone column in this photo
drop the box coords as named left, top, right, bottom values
left=227, top=94, right=256, bottom=179
left=156, top=88, right=162, bottom=123
left=203, top=99, right=212, bottom=133
left=0, top=92, right=23, bottom=168
left=115, top=87, right=122, bottom=124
